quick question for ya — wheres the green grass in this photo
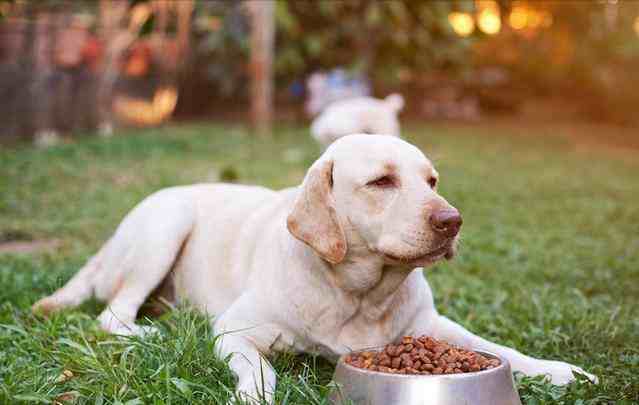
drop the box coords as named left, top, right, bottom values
left=1, top=123, right=637, bottom=404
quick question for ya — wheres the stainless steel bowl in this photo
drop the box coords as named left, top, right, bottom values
left=330, top=349, right=521, bottom=405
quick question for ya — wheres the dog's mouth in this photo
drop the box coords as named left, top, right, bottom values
left=383, top=242, right=455, bottom=265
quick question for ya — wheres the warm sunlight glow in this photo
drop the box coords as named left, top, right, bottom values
left=509, top=6, right=528, bottom=30
left=476, top=0, right=499, bottom=12
left=114, top=87, right=178, bottom=126
left=541, top=11, right=553, bottom=28
left=634, top=16, right=639, bottom=36
left=478, top=9, right=501, bottom=35
left=130, top=3, right=151, bottom=30
left=509, top=3, right=552, bottom=32
left=527, top=9, right=543, bottom=29
left=448, top=12, right=475, bottom=37
left=154, top=87, right=179, bottom=116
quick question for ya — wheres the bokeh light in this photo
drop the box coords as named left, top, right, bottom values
left=448, top=12, right=475, bottom=37
left=478, top=9, right=501, bottom=35
left=527, top=9, right=543, bottom=29
left=509, top=6, right=528, bottom=30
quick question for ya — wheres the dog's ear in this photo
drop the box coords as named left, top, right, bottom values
left=384, top=93, right=404, bottom=112
left=287, top=159, right=347, bottom=264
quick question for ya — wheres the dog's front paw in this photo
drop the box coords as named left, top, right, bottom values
left=97, top=311, right=159, bottom=337
left=531, top=360, right=597, bottom=385
left=235, top=381, right=273, bottom=405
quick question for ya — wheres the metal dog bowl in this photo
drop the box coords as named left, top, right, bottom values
left=329, top=349, right=521, bottom=405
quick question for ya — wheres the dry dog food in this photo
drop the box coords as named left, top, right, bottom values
left=344, top=335, right=500, bottom=375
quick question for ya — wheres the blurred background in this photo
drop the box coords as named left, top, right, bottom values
left=1, top=0, right=639, bottom=145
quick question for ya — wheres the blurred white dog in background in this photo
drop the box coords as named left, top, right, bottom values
left=310, top=94, right=404, bottom=148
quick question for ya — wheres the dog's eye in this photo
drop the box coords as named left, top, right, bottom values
left=428, top=177, right=437, bottom=188
left=367, top=175, right=395, bottom=188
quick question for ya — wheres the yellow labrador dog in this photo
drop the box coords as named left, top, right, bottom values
left=33, top=135, right=594, bottom=403
left=311, top=94, right=404, bottom=147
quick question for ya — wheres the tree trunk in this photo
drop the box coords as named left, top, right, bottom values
left=96, top=0, right=129, bottom=135
left=247, top=0, right=275, bottom=137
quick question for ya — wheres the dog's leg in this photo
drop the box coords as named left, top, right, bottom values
left=216, top=333, right=276, bottom=404
left=97, top=281, right=162, bottom=337
left=97, top=222, right=193, bottom=336
left=213, top=298, right=280, bottom=404
left=32, top=252, right=102, bottom=315
left=34, top=189, right=195, bottom=335
left=408, top=309, right=596, bottom=385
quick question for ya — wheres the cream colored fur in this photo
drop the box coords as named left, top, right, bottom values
left=310, top=94, right=404, bottom=147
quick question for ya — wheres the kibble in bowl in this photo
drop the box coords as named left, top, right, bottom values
left=344, top=335, right=500, bottom=375
left=331, top=335, right=521, bottom=405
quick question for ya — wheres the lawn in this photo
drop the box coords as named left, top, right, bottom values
left=1, top=123, right=637, bottom=404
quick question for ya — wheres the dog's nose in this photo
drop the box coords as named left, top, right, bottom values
left=430, top=209, right=462, bottom=237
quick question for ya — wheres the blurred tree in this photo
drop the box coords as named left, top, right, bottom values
left=273, top=1, right=473, bottom=88
left=3, top=0, right=639, bottom=132
left=183, top=0, right=639, bottom=124
left=175, top=1, right=249, bottom=116
left=184, top=0, right=473, bottom=109
left=247, top=0, right=274, bottom=136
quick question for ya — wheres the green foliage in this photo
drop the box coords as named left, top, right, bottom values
left=273, top=1, right=473, bottom=86
left=189, top=2, right=252, bottom=100
left=188, top=0, right=639, bottom=123
left=1, top=123, right=638, bottom=403
left=190, top=1, right=474, bottom=98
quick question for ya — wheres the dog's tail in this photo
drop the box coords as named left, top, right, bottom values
left=384, top=93, right=404, bottom=112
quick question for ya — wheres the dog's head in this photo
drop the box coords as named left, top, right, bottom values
left=287, top=134, right=461, bottom=267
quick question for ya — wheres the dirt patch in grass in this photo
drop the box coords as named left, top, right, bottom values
left=0, top=239, right=60, bottom=254
left=0, top=230, right=59, bottom=254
